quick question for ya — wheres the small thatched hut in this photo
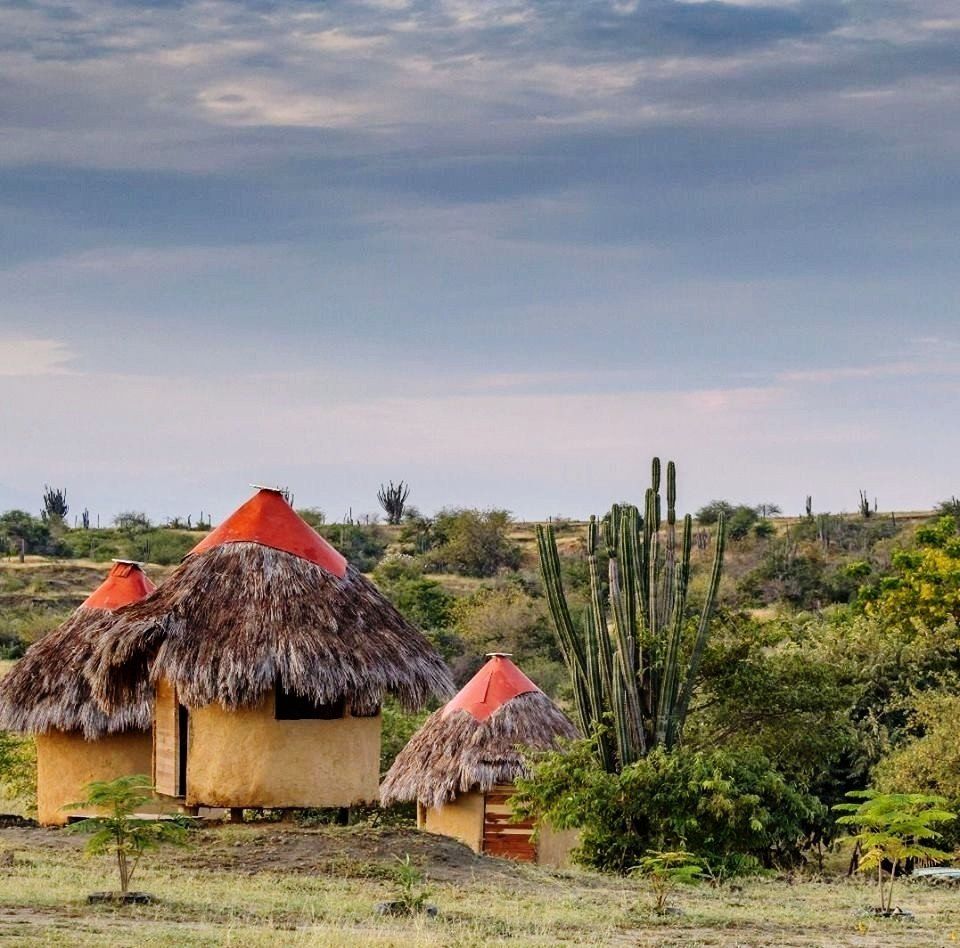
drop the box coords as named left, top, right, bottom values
left=380, top=653, right=579, bottom=865
left=0, top=560, right=156, bottom=825
left=87, top=487, right=453, bottom=812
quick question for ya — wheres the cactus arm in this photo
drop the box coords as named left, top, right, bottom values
left=672, top=512, right=726, bottom=742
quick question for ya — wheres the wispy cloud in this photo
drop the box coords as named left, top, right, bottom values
left=0, top=0, right=958, bottom=516
left=0, top=339, right=74, bottom=377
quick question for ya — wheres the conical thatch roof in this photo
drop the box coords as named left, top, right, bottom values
left=0, top=561, right=155, bottom=739
left=380, top=654, right=578, bottom=809
left=87, top=488, right=454, bottom=715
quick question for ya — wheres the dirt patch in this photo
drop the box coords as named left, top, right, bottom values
left=173, top=823, right=535, bottom=885
left=0, top=822, right=549, bottom=886
left=0, top=825, right=85, bottom=852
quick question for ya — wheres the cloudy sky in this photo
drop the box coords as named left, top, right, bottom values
left=1, top=0, right=958, bottom=524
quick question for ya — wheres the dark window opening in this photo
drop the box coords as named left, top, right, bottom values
left=275, top=684, right=345, bottom=720
left=177, top=703, right=189, bottom=797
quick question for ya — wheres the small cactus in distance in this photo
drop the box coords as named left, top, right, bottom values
left=378, top=481, right=411, bottom=525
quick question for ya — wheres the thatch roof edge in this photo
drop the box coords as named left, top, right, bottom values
left=0, top=608, right=152, bottom=739
left=87, top=542, right=454, bottom=714
left=379, top=690, right=578, bottom=809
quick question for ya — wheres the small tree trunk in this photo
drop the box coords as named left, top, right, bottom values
left=847, top=840, right=861, bottom=876
left=118, top=849, right=129, bottom=894
left=18, top=538, right=25, bottom=563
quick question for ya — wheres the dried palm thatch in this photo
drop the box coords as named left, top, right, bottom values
left=88, top=542, right=454, bottom=715
left=0, top=607, right=151, bottom=739
left=380, top=690, right=578, bottom=809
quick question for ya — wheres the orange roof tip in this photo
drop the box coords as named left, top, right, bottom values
left=189, top=487, right=348, bottom=577
left=82, top=561, right=156, bottom=611
left=443, top=654, right=540, bottom=722
left=249, top=483, right=289, bottom=498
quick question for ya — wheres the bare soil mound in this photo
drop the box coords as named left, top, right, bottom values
left=175, top=823, right=532, bottom=885
left=0, top=822, right=541, bottom=886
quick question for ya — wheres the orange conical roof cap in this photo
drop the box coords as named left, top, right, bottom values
left=442, top=654, right=540, bottom=722
left=189, top=488, right=348, bottom=577
left=82, top=561, right=156, bottom=611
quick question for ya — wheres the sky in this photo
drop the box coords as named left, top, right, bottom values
left=1, top=0, right=958, bottom=525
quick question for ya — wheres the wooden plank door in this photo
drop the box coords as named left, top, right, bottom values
left=153, top=679, right=181, bottom=797
left=482, top=785, right=537, bottom=862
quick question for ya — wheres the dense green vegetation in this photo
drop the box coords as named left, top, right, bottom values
left=2, top=487, right=960, bottom=887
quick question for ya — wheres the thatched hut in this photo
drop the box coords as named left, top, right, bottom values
left=0, top=560, right=156, bottom=825
left=87, top=487, right=453, bottom=812
left=380, top=653, right=579, bottom=865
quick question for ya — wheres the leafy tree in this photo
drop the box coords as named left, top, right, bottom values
left=66, top=775, right=190, bottom=895
left=318, top=524, right=388, bottom=573
left=0, top=730, right=36, bottom=812
left=873, top=690, right=960, bottom=847
left=834, top=790, right=955, bottom=913
left=297, top=507, right=326, bottom=529
left=398, top=509, right=435, bottom=555
left=452, top=583, right=554, bottom=662
left=372, top=556, right=454, bottom=637
left=861, top=515, right=960, bottom=632
left=113, top=511, right=152, bottom=534
left=0, top=510, right=51, bottom=555
left=632, top=850, right=703, bottom=914
left=727, top=505, right=760, bottom=540
left=695, top=501, right=735, bottom=526
left=425, top=508, right=521, bottom=577
left=692, top=616, right=858, bottom=794
left=753, top=519, right=775, bottom=539
left=380, top=698, right=429, bottom=776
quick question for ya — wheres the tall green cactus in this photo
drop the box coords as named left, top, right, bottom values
left=537, top=458, right=726, bottom=771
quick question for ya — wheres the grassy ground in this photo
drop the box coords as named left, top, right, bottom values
left=0, top=823, right=958, bottom=946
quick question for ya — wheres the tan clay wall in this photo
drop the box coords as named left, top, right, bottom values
left=423, top=791, right=485, bottom=852
left=35, top=729, right=153, bottom=826
left=182, top=689, right=381, bottom=808
left=536, top=824, right=580, bottom=869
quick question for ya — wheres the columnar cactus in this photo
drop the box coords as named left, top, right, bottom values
left=537, top=459, right=726, bottom=771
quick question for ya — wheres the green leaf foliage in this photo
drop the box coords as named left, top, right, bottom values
left=833, top=790, right=955, bottom=912
left=65, top=774, right=191, bottom=894
left=514, top=741, right=821, bottom=875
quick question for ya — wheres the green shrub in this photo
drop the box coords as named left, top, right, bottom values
left=318, top=525, right=388, bottom=573
left=514, top=741, right=821, bottom=875
left=379, top=698, right=429, bottom=777
left=0, top=730, right=36, bottom=814
left=422, top=509, right=521, bottom=577
left=372, top=556, right=454, bottom=633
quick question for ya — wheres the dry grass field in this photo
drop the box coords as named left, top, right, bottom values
left=0, top=823, right=958, bottom=947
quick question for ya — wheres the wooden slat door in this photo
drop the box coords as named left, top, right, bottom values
left=482, top=785, right=537, bottom=862
left=153, top=679, right=180, bottom=797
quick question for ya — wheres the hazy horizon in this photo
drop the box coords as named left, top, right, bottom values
left=2, top=0, right=958, bottom=523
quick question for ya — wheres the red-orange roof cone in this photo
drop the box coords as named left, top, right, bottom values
left=189, top=488, right=348, bottom=577
left=442, top=653, right=540, bottom=722
left=82, top=560, right=156, bottom=611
